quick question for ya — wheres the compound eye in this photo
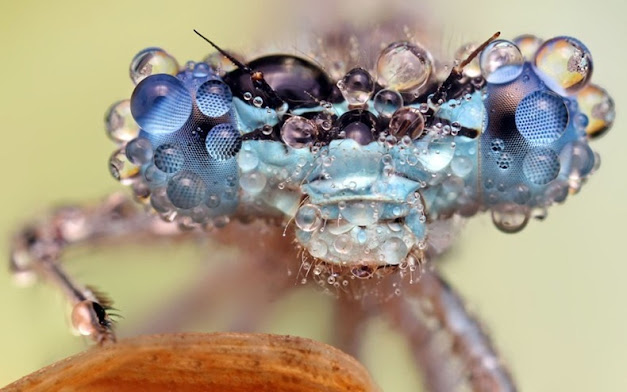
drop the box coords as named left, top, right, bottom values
left=130, top=74, right=193, bottom=135
left=534, top=36, right=593, bottom=94
left=225, top=55, right=334, bottom=108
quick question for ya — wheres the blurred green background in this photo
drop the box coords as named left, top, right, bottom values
left=1, top=1, right=625, bottom=391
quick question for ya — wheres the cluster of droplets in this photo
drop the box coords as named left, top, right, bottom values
left=468, top=34, right=614, bottom=233
left=106, top=48, right=244, bottom=229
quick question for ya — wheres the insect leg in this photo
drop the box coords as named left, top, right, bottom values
left=381, top=270, right=517, bottom=392
left=8, top=193, right=187, bottom=344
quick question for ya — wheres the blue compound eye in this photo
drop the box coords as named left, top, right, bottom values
left=515, top=90, right=569, bottom=146
left=130, top=74, right=192, bottom=134
left=196, top=80, right=233, bottom=118
left=205, top=123, right=242, bottom=160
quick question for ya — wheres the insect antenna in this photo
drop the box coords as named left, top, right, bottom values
left=193, top=29, right=286, bottom=110
left=432, top=31, right=500, bottom=103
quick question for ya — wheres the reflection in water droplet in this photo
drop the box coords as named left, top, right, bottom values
left=154, top=143, right=185, bottom=173
left=388, top=107, right=425, bottom=140
left=125, top=138, right=153, bottom=165
left=129, top=47, right=179, bottom=84
left=576, top=84, right=615, bottom=138
left=479, top=40, right=523, bottom=84
left=454, top=43, right=482, bottom=78
left=491, top=203, right=530, bottom=233
left=240, top=172, right=267, bottom=194
left=109, top=148, right=140, bottom=185
left=105, top=100, right=139, bottom=143
left=167, top=170, right=208, bottom=209
left=337, top=67, right=375, bottom=106
left=535, top=36, right=593, bottom=94
left=522, top=148, right=560, bottom=185
left=513, top=34, right=543, bottom=61
left=295, top=204, right=323, bottom=232
left=281, top=116, right=317, bottom=148
left=377, top=41, right=433, bottom=93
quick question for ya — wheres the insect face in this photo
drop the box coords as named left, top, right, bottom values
left=106, top=33, right=613, bottom=275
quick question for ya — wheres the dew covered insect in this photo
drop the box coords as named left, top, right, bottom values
left=8, top=15, right=614, bottom=392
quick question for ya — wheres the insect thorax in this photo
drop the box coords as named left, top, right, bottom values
left=105, top=33, right=614, bottom=271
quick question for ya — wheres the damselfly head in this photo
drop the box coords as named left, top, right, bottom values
left=105, top=28, right=614, bottom=271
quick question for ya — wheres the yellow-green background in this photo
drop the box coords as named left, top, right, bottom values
left=1, top=1, right=625, bottom=391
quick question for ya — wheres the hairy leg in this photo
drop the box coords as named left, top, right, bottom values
left=9, top=194, right=192, bottom=344
left=380, top=269, right=517, bottom=392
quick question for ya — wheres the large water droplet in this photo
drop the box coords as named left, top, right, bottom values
left=535, top=36, right=592, bottom=94
left=388, top=107, right=425, bottom=140
left=295, top=204, right=323, bottom=232
left=576, top=84, right=614, bottom=138
left=337, top=67, right=375, bottom=106
left=491, top=203, right=530, bottom=233
left=376, top=41, right=433, bottom=93
left=131, top=74, right=192, bottom=135
left=479, top=40, right=523, bottom=84
left=281, top=116, right=317, bottom=149
left=129, top=47, right=179, bottom=84
left=373, top=89, right=404, bottom=119
left=166, top=170, right=208, bottom=209
left=105, top=100, right=139, bottom=143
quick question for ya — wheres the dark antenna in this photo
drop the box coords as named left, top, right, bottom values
left=193, top=29, right=250, bottom=72
left=193, top=29, right=286, bottom=110
left=432, top=31, right=500, bottom=103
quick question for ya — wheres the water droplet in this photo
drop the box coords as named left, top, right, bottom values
left=153, top=143, right=185, bottom=173
left=240, top=172, right=267, bottom=194
left=388, top=107, right=425, bottom=139
left=109, top=148, right=139, bottom=185
left=166, top=170, right=208, bottom=209
left=129, top=47, right=179, bottom=84
left=125, top=137, right=153, bottom=165
left=196, top=80, right=233, bottom=118
left=522, top=148, right=560, bottom=185
left=535, top=36, right=592, bottom=94
left=512, top=34, right=543, bottom=61
left=337, top=67, right=375, bottom=106
left=205, top=123, right=242, bottom=160
left=376, top=41, right=433, bottom=93
left=515, top=90, right=568, bottom=146
left=192, top=62, right=211, bottom=78
left=491, top=203, right=530, bottom=233
left=450, top=156, right=473, bottom=177
left=144, top=164, right=167, bottom=185
left=373, top=89, right=403, bottom=118
left=334, top=235, right=353, bottom=254
left=252, top=96, right=264, bottom=107
left=479, top=40, right=523, bottom=84
left=281, top=116, right=317, bottom=148
left=105, top=100, right=140, bottom=143
left=206, top=193, right=221, bottom=208
left=295, top=204, right=323, bottom=232
left=343, top=121, right=374, bottom=145
left=454, top=43, right=481, bottom=78
left=576, top=84, right=614, bottom=138
left=238, top=150, right=259, bottom=171
left=131, top=74, right=192, bottom=135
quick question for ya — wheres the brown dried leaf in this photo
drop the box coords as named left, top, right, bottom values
left=4, top=332, right=380, bottom=392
